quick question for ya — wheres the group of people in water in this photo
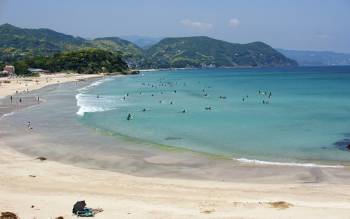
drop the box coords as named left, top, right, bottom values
left=96, top=78, right=274, bottom=121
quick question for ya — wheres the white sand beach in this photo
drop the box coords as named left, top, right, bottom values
left=0, top=73, right=102, bottom=99
left=1, top=145, right=350, bottom=219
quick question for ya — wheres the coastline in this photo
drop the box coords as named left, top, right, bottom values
left=1, top=74, right=350, bottom=218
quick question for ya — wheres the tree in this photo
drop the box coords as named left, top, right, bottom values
left=14, top=61, right=29, bottom=75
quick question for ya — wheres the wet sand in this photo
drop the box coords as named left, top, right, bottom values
left=1, top=76, right=350, bottom=218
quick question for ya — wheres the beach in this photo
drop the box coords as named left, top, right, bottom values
left=1, top=72, right=350, bottom=218
left=0, top=73, right=102, bottom=98
left=1, top=145, right=350, bottom=218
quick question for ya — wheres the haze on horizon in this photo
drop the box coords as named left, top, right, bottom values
left=0, top=0, right=349, bottom=53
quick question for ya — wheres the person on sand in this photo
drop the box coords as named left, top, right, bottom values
left=27, top=121, right=33, bottom=130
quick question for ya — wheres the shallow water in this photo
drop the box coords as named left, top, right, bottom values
left=77, top=67, right=350, bottom=165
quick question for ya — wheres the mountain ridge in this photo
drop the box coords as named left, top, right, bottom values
left=277, top=48, right=350, bottom=66
left=0, top=24, right=297, bottom=68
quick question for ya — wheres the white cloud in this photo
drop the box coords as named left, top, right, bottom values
left=180, top=19, right=213, bottom=30
left=228, top=18, right=240, bottom=28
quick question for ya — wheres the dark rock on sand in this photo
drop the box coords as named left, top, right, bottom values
left=0, top=212, right=18, bottom=219
left=36, top=156, right=47, bottom=161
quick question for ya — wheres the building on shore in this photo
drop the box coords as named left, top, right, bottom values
left=0, top=65, right=15, bottom=77
left=28, top=68, right=50, bottom=74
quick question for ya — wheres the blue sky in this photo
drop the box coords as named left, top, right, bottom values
left=0, top=0, right=349, bottom=52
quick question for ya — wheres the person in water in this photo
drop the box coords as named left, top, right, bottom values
left=142, top=108, right=146, bottom=112
left=182, top=109, right=186, bottom=113
left=127, top=113, right=132, bottom=120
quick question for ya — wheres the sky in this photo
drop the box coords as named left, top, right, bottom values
left=0, top=0, right=349, bottom=53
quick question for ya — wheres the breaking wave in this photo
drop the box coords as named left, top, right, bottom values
left=235, top=158, right=344, bottom=168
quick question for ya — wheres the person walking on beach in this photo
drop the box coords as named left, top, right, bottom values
left=27, top=121, right=32, bottom=130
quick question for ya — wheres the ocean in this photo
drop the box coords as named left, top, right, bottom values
left=76, top=66, right=350, bottom=166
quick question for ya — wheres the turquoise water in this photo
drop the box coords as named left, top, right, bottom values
left=77, top=67, right=350, bottom=165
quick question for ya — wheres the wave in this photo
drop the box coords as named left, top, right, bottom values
left=235, top=158, right=344, bottom=168
left=78, top=76, right=115, bottom=92
left=76, top=93, right=124, bottom=116
left=0, top=112, right=15, bottom=119
left=76, top=77, right=122, bottom=116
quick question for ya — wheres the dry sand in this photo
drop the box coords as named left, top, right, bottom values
left=1, top=146, right=350, bottom=219
left=0, top=73, right=102, bottom=98
left=1, top=74, right=350, bottom=219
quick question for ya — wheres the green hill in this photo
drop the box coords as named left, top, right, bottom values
left=25, top=48, right=128, bottom=74
left=144, top=36, right=297, bottom=68
left=0, top=23, right=87, bottom=60
left=0, top=24, right=297, bottom=69
left=0, top=24, right=143, bottom=65
left=92, top=37, right=144, bottom=67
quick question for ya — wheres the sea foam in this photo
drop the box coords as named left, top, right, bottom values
left=76, top=77, right=121, bottom=116
left=0, top=112, right=15, bottom=119
left=235, top=158, right=344, bottom=168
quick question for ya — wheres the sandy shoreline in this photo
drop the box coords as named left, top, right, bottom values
left=1, top=145, right=350, bottom=219
left=0, top=73, right=102, bottom=99
left=1, top=74, right=350, bottom=218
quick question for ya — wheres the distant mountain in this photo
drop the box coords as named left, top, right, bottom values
left=144, top=36, right=297, bottom=68
left=278, top=49, right=350, bottom=66
left=120, top=35, right=162, bottom=48
left=0, top=24, right=297, bottom=69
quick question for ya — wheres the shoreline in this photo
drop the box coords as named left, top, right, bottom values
left=1, top=73, right=350, bottom=218
left=1, top=73, right=350, bottom=172
left=2, top=73, right=350, bottom=173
